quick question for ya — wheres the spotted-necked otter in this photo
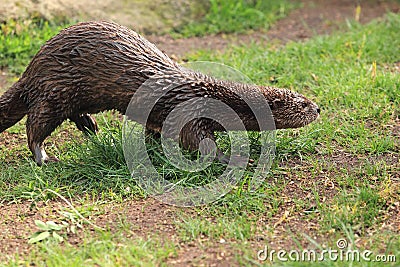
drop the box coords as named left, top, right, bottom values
left=0, top=21, right=320, bottom=166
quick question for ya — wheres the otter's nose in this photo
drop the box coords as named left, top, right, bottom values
left=317, top=108, right=321, bottom=114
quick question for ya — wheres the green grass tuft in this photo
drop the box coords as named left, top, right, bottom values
left=0, top=20, right=71, bottom=74
left=6, top=232, right=176, bottom=267
left=173, top=0, right=298, bottom=37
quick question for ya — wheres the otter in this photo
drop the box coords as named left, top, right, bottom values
left=0, top=21, right=320, bottom=166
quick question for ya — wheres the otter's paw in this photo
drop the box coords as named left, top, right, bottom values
left=44, top=156, right=60, bottom=164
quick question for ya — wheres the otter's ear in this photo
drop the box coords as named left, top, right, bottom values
left=270, top=99, right=283, bottom=109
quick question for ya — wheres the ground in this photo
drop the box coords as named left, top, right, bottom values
left=0, top=0, right=209, bottom=34
left=148, top=0, right=400, bottom=57
left=0, top=0, right=399, bottom=266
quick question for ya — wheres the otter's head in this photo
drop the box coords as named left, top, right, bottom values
left=261, top=86, right=320, bottom=129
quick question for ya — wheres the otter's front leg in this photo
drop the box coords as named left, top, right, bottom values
left=178, top=119, right=228, bottom=163
left=179, top=120, right=250, bottom=166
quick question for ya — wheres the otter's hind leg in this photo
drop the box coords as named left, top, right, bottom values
left=70, top=114, right=98, bottom=135
left=26, top=113, right=64, bottom=166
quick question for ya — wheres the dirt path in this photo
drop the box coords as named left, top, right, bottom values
left=148, top=0, right=400, bottom=58
left=0, top=0, right=208, bottom=34
left=1, top=0, right=399, bottom=265
left=1, top=0, right=398, bottom=90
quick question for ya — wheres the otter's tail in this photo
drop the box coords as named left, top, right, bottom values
left=0, top=83, right=28, bottom=133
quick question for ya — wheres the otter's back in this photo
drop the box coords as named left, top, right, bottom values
left=22, top=21, right=178, bottom=88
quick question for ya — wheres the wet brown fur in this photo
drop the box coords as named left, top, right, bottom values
left=0, top=21, right=319, bottom=165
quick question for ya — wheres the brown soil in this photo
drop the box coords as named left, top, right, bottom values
left=148, top=0, right=400, bottom=58
left=1, top=0, right=399, bottom=265
left=0, top=0, right=209, bottom=35
left=0, top=69, right=13, bottom=94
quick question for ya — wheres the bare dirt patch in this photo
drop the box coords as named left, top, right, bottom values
left=148, top=0, right=400, bottom=58
left=0, top=0, right=208, bottom=34
left=0, top=199, right=180, bottom=260
left=0, top=69, right=14, bottom=94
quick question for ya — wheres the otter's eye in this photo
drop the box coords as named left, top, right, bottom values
left=301, top=102, right=308, bottom=108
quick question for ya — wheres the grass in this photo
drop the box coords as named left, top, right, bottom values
left=0, top=9, right=399, bottom=267
left=8, top=233, right=177, bottom=267
left=172, top=0, right=298, bottom=37
left=0, top=19, right=71, bottom=74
